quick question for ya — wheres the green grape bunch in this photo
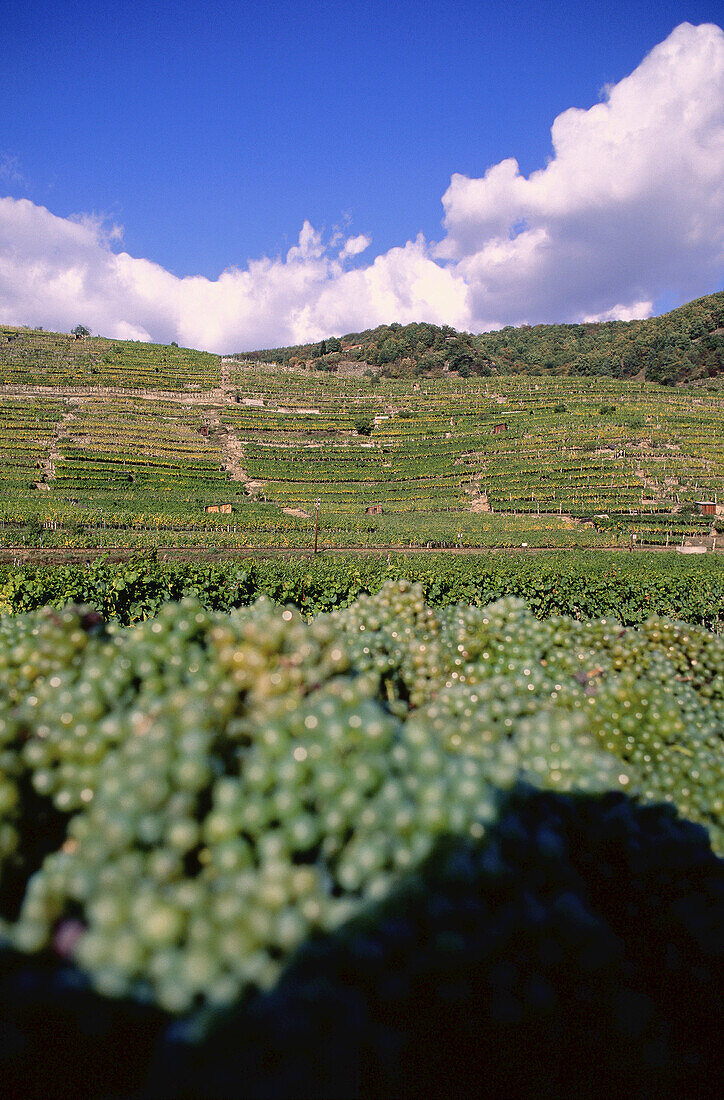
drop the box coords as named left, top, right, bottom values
left=0, top=583, right=721, bottom=1015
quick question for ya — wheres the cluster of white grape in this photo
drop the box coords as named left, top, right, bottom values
left=152, top=789, right=723, bottom=1100
left=2, top=787, right=722, bottom=1099
left=343, top=585, right=723, bottom=850
left=0, top=608, right=99, bottom=880
left=0, top=582, right=721, bottom=1014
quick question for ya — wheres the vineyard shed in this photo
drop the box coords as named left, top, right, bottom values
left=493, top=422, right=507, bottom=434
left=366, top=504, right=384, bottom=515
left=697, top=501, right=716, bottom=516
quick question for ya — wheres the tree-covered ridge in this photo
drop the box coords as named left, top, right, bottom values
left=240, top=322, right=494, bottom=378
left=477, top=291, right=724, bottom=384
left=238, top=291, right=724, bottom=385
left=1, top=290, right=721, bottom=386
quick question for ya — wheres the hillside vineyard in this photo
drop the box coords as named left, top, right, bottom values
left=1, top=294, right=723, bottom=556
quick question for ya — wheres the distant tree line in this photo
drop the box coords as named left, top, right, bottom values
left=474, top=292, right=724, bottom=385
left=241, top=322, right=494, bottom=379
left=236, top=291, right=724, bottom=385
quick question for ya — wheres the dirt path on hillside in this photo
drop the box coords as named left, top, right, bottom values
left=220, top=358, right=233, bottom=397
left=37, top=402, right=80, bottom=485
left=202, top=411, right=266, bottom=494
left=634, top=466, right=675, bottom=504
left=469, top=491, right=490, bottom=513
left=0, top=384, right=228, bottom=406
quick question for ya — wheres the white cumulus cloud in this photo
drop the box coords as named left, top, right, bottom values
left=0, top=200, right=469, bottom=351
left=437, top=21, right=724, bottom=328
left=0, top=22, right=722, bottom=351
left=338, top=233, right=371, bottom=261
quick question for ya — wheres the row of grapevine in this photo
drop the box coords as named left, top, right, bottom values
left=1, top=551, right=722, bottom=626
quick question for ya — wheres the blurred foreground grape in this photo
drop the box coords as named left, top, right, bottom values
left=0, top=583, right=722, bottom=1096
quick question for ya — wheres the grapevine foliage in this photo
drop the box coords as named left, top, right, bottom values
left=1, top=551, right=723, bottom=628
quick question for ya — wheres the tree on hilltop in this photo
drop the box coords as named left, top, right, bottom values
left=72, top=324, right=90, bottom=339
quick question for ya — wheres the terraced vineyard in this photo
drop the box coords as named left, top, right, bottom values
left=0, top=398, right=65, bottom=494
left=1, top=327, right=722, bottom=552
left=0, top=326, right=220, bottom=390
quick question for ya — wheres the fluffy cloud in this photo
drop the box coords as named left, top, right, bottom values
left=0, top=22, right=722, bottom=351
left=338, top=234, right=371, bottom=261
left=0, top=199, right=470, bottom=351
left=438, top=21, right=724, bottom=328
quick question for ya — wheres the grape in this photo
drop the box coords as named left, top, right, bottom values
left=0, top=583, right=721, bottom=1022
left=145, top=790, right=724, bottom=1100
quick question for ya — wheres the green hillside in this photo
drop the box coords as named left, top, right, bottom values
left=1, top=334, right=722, bottom=551
left=238, top=291, right=724, bottom=386
left=476, top=291, right=724, bottom=385
left=0, top=326, right=219, bottom=390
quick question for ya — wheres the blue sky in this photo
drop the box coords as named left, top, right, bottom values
left=1, top=1, right=723, bottom=350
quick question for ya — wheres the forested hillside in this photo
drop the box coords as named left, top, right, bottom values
left=238, top=291, right=724, bottom=385
left=238, top=323, right=494, bottom=378
left=477, top=291, right=724, bottom=384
